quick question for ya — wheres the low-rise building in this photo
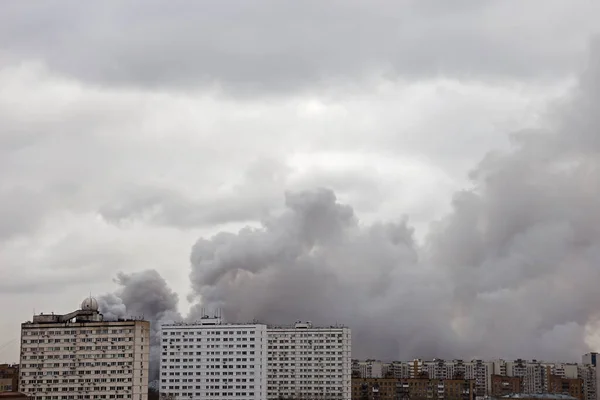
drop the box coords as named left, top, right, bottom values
left=0, top=365, right=19, bottom=392
left=547, top=376, right=584, bottom=400
left=492, top=375, right=522, bottom=396
left=351, top=377, right=474, bottom=400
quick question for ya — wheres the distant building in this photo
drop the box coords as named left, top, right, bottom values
left=492, top=375, right=522, bottom=396
left=351, top=378, right=397, bottom=400
left=352, top=359, right=598, bottom=400
left=577, top=364, right=597, bottom=400
left=547, top=375, right=583, bottom=400
left=352, top=360, right=390, bottom=379
left=351, top=377, right=474, bottom=400
left=0, top=365, right=19, bottom=392
left=583, top=354, right=600, bottom=400
left=19, top=297, right=150, bottom=400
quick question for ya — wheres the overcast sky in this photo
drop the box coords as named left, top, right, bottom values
left=1, top=1, right=600, bottom=364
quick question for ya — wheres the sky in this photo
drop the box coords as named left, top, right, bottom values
left=1, top=1, right=600, bottom=369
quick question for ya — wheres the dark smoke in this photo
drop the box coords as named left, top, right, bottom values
left=98, top=270, right=181, bottom=381
left=101, top=44, right=600, bottom=377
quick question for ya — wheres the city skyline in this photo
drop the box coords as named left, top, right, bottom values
left=2, top=0, right=600, bottom=375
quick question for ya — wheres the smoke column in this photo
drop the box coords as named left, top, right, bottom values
left=100, top=44, right=600, bottom=380
left=98, top=270, right=181, bottom=382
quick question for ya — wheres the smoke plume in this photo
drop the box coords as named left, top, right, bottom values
left=101, top=45, right=600, bottom=376
left=98, top=270, right=181, bottom=381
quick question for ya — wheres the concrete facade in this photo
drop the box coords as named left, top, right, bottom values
left=159, top=318, right=268, bottom=400
left=19, top=298, right=150, bottom=400
left=267, top=322, right=352, bottom=400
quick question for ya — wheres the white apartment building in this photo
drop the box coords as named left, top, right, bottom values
left=159, top=318, right=268, bottom=400
left=267, top=322, right=352, bottom=400
left=19, top=298, right=150, bottom=400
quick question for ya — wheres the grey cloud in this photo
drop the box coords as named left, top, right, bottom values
left=98, top=158, right=289, bottom=228
left=0, top=1, right=597, bottom=93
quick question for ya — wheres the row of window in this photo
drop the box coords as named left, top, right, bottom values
left=270, top=344, right=344, bottom=349
left=166, top=351, right=255, bottom=356
left=164, top=344, right=256, bottom=351
left=162, top=385, right=255, bottom=390
left=269, top=338, right=345, bottom=343
left=160, top=378, right=254, bottom=383
left=24, top=337, right=134, bottom=344
left=267, top=387, right=344, bottom=390
left=24, top=355, right=133, bottom=368
left=23, top=369, right=133, bottom=377
left=25, top=386, right=130, bottom=392
left=160, top=371, right=256, bottom=376
left=164, top=392, right=254, bottom=398
left=270, top=356, right=343, bottom=361
left=269, top=351, right=346, bottom=356
left=32, top=394, right=131, bottom=399
left=164, top=330, right=256, bottom=336
left=23, top=346, right=134, bottom=360
left=163, top=337, right=255, bottom=343
left=270, top=332, right=346, bottom=336
left=23, top=378, right=131, bottom=384
left=267, top=377, right=344, bottom=382
left=24, top=329, right=135, bottom=336
left=164, top=358, right=255, bottom=363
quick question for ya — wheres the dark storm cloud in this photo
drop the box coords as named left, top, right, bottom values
left=0, top=1, right=596, bottom=93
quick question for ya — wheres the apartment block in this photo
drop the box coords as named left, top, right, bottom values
left=351, top=377, right=474, bottom=400
left=267, top=322, right=352, bottom=400
left=19, top=298, right=150, bottom=400
left=159, top=318, right=268, bottom=400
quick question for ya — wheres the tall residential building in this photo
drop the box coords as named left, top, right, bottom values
left=19, top=298, right=150, bottom=400
left=159, top=317, right=268, bottom=400
left=267, top=321, right=352, bottom=400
